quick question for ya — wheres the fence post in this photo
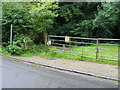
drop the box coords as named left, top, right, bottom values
left=10, top=24, right=13, bottom=45
left=96, top=39, right=99, bottom=60
left=69, top=37, right=72, bottom=53
left=45, top=34, right=48, bottom=53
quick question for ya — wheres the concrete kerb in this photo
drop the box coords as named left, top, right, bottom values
left=2, top=55, right=119, bottom=81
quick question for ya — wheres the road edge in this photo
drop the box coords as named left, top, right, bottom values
left=2, top=55, right=119, bottom=81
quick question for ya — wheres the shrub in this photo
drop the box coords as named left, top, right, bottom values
left=6, top=45, right=23, bottom=55
left=14, top=34, right=34, bottom=50
left=5, top=34, right=35, bottom=55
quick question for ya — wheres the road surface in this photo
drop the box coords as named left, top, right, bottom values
left=2, top=56, right=118, bottom=88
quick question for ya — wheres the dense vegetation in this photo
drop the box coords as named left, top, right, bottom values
left=53, top=2, right=120, bottom=38
left=2, top=2, right=58, bottom=54
left=2, top=2, right=120, bottom=57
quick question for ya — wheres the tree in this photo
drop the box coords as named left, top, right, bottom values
left=53, top=2, right=120, bottom=38
left=52, top=2, right=100, bottom=37
left=93, top=2, right=120, bottom=38
left=30, top=2, right=58, bottom=43
left=2, top=2, right=33, bottom=44
left=2, top=2, right=59, bottom=44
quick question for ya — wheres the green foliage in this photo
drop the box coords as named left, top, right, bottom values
left=1, top=43, right=118, bottom=65
left=20, top=44, right=45, bottom=57
left=30, top=2, right=59, bottom=34
left=53, top=2, right=99, bottom=37
left=2, top=2, right=59, bottom=55
left=93, top=2, right=120, bottom=38
left=2, top=2, right=120, bottom=45
left=52, top=2, right=120, bottom=38
left=74, top=19, right=93, bottom=37
left=2, top=2, right=59, bottom=44
left=2, top=2, right=120, bottom=57
left=2, top=2, right=33, bottom=43
left=0, top=46, right=11, bottom=55
left=6, top=45, right=23, bottom=55
left=4, top=33, right=34, bottom=55
left=13, top=34, right=34, bottom=50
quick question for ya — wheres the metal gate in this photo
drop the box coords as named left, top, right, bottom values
left=47, top=35, right=119, bottom=62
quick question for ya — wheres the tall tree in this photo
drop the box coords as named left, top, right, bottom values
left=93, top=2, right=120, bottom=38
left=2, top=2, right=32, bottom=44
left=52, top=2, right=100, bottom=37
left=2, top=2, right=59, bottom=44
left=30, top=2, right=58, bottom=43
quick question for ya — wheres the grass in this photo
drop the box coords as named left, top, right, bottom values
left=72, top=45, right=118, bottom=60
left=20, top=44, right=45, bottom=57
left=1, top=44, right=119, bottom=65
left=0, top=45, right=11, bottom=55
left=41, top=44, right=119, bottom=65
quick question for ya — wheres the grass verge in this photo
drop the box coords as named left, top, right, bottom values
left=1, top=44, right=119, bottom=65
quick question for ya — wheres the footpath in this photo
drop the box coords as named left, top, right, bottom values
left=5, top=55, right=119, bottom=80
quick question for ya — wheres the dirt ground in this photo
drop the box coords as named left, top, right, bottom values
left=13, top=56, right=118, bottom=79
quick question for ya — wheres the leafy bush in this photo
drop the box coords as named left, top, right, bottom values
left=5, top=34, right=34, bottom=55
left=6, top=45, right=23, bottom=55
left=5, top=34, right=46, bottom=55
left=14, top=34, right=34, bottom=50
left=0, top=46, right=10, bottom=55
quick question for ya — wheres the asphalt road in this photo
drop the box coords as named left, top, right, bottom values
left=2, top=56, right=118, bottom=88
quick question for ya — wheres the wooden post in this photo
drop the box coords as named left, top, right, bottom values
left=81, top=48, right=83, bottom=59
left=96, top=39, right=99, bottom=60
left=45, top=34, right=48, bottom=53
left=69, top=38, right=72, bottom=53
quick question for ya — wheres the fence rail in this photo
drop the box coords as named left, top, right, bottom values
left=47, top=35, right=120, bottom=62
left=49, top=35, right=120, bottom=41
